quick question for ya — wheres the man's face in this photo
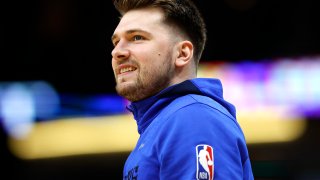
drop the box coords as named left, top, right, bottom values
left=111, top=8, right=177, bottom=101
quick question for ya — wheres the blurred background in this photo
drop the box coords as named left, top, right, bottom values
left=2, top=0, right=320, bottom=179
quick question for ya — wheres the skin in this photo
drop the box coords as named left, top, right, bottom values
left=111, top=7, right=195, bottom=102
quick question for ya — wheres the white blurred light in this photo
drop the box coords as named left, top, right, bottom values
left=285, top=62, right=305, bottom=104
left=306, top=60, right=320, bottom=107
left=1, top=83, right=35, bottom=139
left=268, top=60, right=291, bottom=105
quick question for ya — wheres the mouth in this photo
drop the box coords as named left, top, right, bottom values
left=117, top=65, right=137, bottom=75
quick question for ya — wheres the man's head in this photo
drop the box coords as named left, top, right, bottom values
left=113, top=0, right=207, bottom=62
left=111, top=0, right=207, bottom=102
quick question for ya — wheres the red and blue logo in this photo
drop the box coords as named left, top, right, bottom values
left=196, top=144, right=214, bottom=180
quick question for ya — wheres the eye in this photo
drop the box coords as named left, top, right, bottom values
left=133, top=35, right=144, bottom=41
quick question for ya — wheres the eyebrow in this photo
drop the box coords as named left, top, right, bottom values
left=111, top=29, right=151, bottom=42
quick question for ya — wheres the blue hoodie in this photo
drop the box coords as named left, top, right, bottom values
left=124, top=78, right=254, bottom=180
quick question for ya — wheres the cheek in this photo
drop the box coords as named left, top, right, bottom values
left=111, top=60, right=116, bottom=69
left=111, top=61, right=118, bottom=75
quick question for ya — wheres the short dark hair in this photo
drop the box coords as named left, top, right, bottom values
left=113, top=0, right=207, bottom=65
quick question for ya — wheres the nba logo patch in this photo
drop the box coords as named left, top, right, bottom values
left=196, top=144, right=214, bottom=180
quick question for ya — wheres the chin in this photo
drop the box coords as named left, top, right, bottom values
left=116, top=81, right=134, bottom=91
left=116, top=84, right=135, bottom=97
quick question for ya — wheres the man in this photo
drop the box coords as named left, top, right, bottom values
left=111, top=0, right=254, bottom=179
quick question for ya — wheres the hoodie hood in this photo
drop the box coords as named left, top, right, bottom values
left=127, top=78, right=236, bottom=134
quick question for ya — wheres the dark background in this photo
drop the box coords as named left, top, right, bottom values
left=2, top=0, right=320, bottom=179
left=3, top=0, right=319, bottom=94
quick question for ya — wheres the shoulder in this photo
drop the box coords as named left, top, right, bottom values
left=157, top=95, right=241, bottom=138
left=164, top=94, right=237, bottom=128
left=167, top=102, right=235, bottom=132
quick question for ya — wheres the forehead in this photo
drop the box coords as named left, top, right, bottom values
left=113, top=7, right=169, bottom=36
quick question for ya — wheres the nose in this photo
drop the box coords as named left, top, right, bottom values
left=111, top=41, right=130, bottom=61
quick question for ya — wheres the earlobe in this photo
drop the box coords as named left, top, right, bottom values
left=175, top=41, right=193, bottom=67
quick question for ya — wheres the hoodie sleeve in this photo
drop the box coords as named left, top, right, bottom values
left=155, top=103, right=253, bottom=180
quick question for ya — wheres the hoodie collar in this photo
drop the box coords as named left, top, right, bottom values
left=126, top=78, right=235, bottom=134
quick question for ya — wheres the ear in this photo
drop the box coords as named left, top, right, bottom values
left=175, top=41, right=193, bottom=67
